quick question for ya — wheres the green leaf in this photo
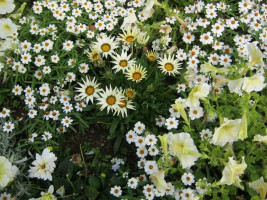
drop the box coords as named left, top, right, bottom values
left=57, top=160, right=74, bottom=177
left=89, top=175, right=100, bottom=189
left=109, top=118, right=120, bottom=137
left=84, top=186, right=99, bottom=200
left=113, top=136, right=122, bottom=154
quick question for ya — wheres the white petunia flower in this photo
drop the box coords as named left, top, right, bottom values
left=0, top=18, right=18, bottom=39
left=242, top=74, right=265, bottom=93
left=0, top=0, right=15, bottom=14
left=0, top=156, right=17, bottom=188
left=218, top=157, right=247, bottom=189
left=211, top=118, right=242, bottom=146
left=168, top=132, right=201, bottom=169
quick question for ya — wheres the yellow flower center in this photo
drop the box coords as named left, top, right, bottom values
left=92, top=53, right=99, bottom=61
left=165, top=63, right=174, bottom=71
left=106, top=96, right=116, bottom=105
left=119, top=60, right=128, bottom=67
left=119, top=99, right=126, bottom=108
left=85, top=86, right=94, bottom=95
left=133, top=72, right=141, bottom=80
left=126, top=35, right=134, bottom=43
left=101, top=43, right=111, bottom=52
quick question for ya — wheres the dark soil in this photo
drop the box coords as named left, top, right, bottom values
left=64, top=124, right=115, bottom=156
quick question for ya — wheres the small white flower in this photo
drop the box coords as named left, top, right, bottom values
left=181, top=172, right=195, bottom=186
left=3, top=122, right=15, bottom=133
left=61, top=116, right=73, bottom=127
left=127, top=177, right=139, bottom=189
left=134, top=121, right=145, bottom=134
left=110, top=186, right=122, bottom=197
left=165, top=117, right=179, bottom=130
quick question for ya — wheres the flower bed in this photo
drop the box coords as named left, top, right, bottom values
left=0, top=0, right=266, bottom=199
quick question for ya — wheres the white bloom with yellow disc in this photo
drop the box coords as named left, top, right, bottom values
left=92, top=35, right=118, bottom=58
left=111, top=51, right=135, bottom=73
left=96, top=86, right=125, bottom=115
left=211, top=118, right=242, bottom=146
left=28, top=148, right=57, bottom=181
left=168, top=132, right=201, bottom=169
left=125, top=64, right=147, bottom=83
left=158, top=54, right=182, bottom=76
left=219, top=156, right=247, bottom=189
left=75, top=76, right=101, bottom=104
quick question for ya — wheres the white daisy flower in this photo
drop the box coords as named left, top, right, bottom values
left=110, top=186, right=122, bottom=197
left=3, top=122, right=15, bottom=133
left=181, top=172, right=195, bottom=186
left=127, top=177, right=139, bottom=189
left=61, top=116, right=73, bottom=127
left=165, top=117, right=179, bottom=130
left=134, top=121, right=145, bottom=134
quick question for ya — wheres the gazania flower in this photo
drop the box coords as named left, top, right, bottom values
left=111, top=51, right=135, bottom=73
left=125, top=64, right=147, bottom=83
left=0, top=18, right=18, bottom=39
left=75, top=76, right=101, bottom=104
left=85, top=48, right=101, bottom=62
left=119, top=27, right=138, bottom=44
left=113, top=95, right=135, bottom=118
left=125, top=88, right=136, bottom=99
left=92, top=35, right=118, bottom=58
left=146, top=51, right=158, bottom=62
left=96, top=86, right=125, bottom=115
left=0, top=0, right=15, bottom=14
left=158, top=54, right=182, bottom=76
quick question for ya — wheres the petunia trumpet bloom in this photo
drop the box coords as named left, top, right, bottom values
left=0, top=156, right=17, bottom=189
left=242, top=74, right=265, bottom=93
left=158, top=134, right=168, bottom=156
left=249, top=177, right=267, bottom=200
left=219, top=156, right=247, bottom=189
left=168, top=132, right=201, bottom=169
left=186, top=83, right=211, bottom=108
left=247, top=42, right=265, bottom=69
left=211, top=118, right=242, bottom=147
left=150, top=171, right=168, bottom=193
